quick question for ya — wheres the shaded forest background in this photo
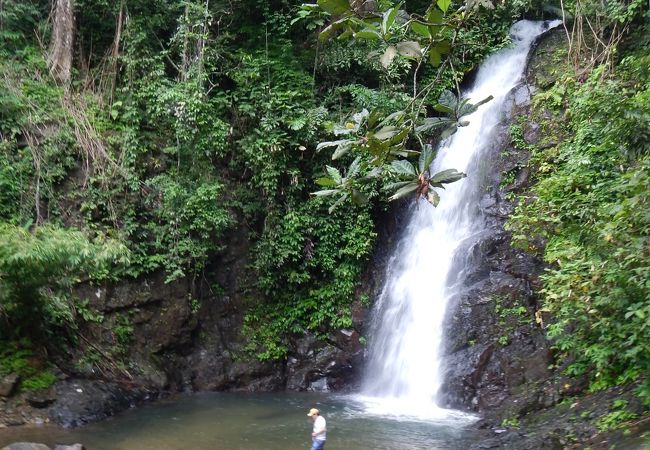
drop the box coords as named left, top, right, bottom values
left=0, top=0, right=648, bottom=417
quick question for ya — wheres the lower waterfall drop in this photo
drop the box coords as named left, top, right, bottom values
left=359, top=19, right=561, bottom=420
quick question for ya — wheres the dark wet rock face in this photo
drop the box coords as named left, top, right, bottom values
left=47, top=379, right=149, bottom=428
left=0, top=217, right=368, bottom=428
left=437, top=50, right=550, bottom=421
left=286, top=329, right=362, bottom=392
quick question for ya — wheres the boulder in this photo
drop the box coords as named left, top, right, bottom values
left=26, top=387, right=57, bottom=408
left=1, top=444, right=51, bottom=450
left=53, top=445, right=84, bottom=450
left=0, top=374, right=19, bottom=397
left=48, top=379, right=148, bottom=428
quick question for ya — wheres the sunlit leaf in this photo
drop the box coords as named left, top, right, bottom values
left=437, top=0, right=451, bottom=13
left=316, top=139, right=352, bottom=151
left=380, top=45, right=398, bottom=68
left=396, top=41, right=422, bottom=58
left=326, top=166, right=343, bottom=184
left=353, top=108, right=370, bottom=124
left=312, top=189, right=340, bottom=196
left=328, top=193, right=348, bottom=214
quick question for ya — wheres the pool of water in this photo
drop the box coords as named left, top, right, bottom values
left=0, top=393, right=479, bottom=449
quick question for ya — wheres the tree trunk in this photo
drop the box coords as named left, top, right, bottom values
left=48, top=0, right=75, bottom=85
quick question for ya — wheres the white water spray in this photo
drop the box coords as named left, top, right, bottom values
left=358, top=20, right=561, bottom=420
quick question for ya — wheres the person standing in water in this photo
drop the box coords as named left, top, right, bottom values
left=307, top=408, right=326, bottom=450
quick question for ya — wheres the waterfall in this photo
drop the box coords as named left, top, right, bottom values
left=359, top=20, right=561, bottom=420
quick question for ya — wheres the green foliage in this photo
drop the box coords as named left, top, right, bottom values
left=507, top=39, right=650, bottom=401
left=596, top=400, right=639, bottom=432
left=501, top=417, right=521, bottom=428
left=0, top=224, right=128, bottom=340
left=244, top=198, right=376, bottom=359
left=0, top=342, right=56, bottom=391
left=113, top=315, right=134, bottom=353
left=0, top=0, right=564, bottom=367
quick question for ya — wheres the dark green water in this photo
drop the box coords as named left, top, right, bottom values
left=0, top=393, right=479, bottom=449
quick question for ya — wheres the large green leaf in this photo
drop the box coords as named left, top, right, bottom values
left=374, top=125, right=400, bottom=141
left=388, top=182, right=419, bottom=201
left=318, top=0, right=350, bottom=15
left=315, top=177, right=338, bottom=187
left=383, top=180, right=416, bottom=191
left=318, top=17, right=348, bottom=40
left=332, top=141, right=353, bottom=160
left=429, top=46, right=441, bottom=67
left=316, top=139, right=352, bottom=151
left=355, top=28, right=382, bottom=40
left=351, top=189, right=368, bottom=205
left=416, top=116, right=454, bottom=133
left=439, top=124, right=458, bottom=140
left=391, top=159, right=417, bottom=176
left=427, top=190, right=441, bottom=206
left=458, top=95, right=493, bottom=117
left=410, top=21, right=431, bottom=38
left=436, top=0, right=451, bottom=13
left=382, top=4, right=401, bottom=35
left=418, top=144, right=435, bottom=173
left=438, top=90, right=458, bottom=112
left=426, top=6, right=444, bottom=24
left=429, top=168, right=466, bottom=186
left=326, top=166, right=343, bottom=184
left=347, top=157, right=362, bottom=178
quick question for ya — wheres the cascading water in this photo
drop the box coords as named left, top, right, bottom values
left=359, top=20, right=561, bottom=420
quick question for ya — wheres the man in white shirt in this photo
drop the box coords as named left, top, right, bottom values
left=307, top=408, right=327, bottom=450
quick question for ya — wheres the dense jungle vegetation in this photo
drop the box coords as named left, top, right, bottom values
left=0, top=0, right=648, bottom=408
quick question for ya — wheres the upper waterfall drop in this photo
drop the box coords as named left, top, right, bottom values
left=358, top=20, right=561, bottom=420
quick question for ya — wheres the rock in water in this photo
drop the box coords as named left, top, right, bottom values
left=1, top=443, right=51, bottom=450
